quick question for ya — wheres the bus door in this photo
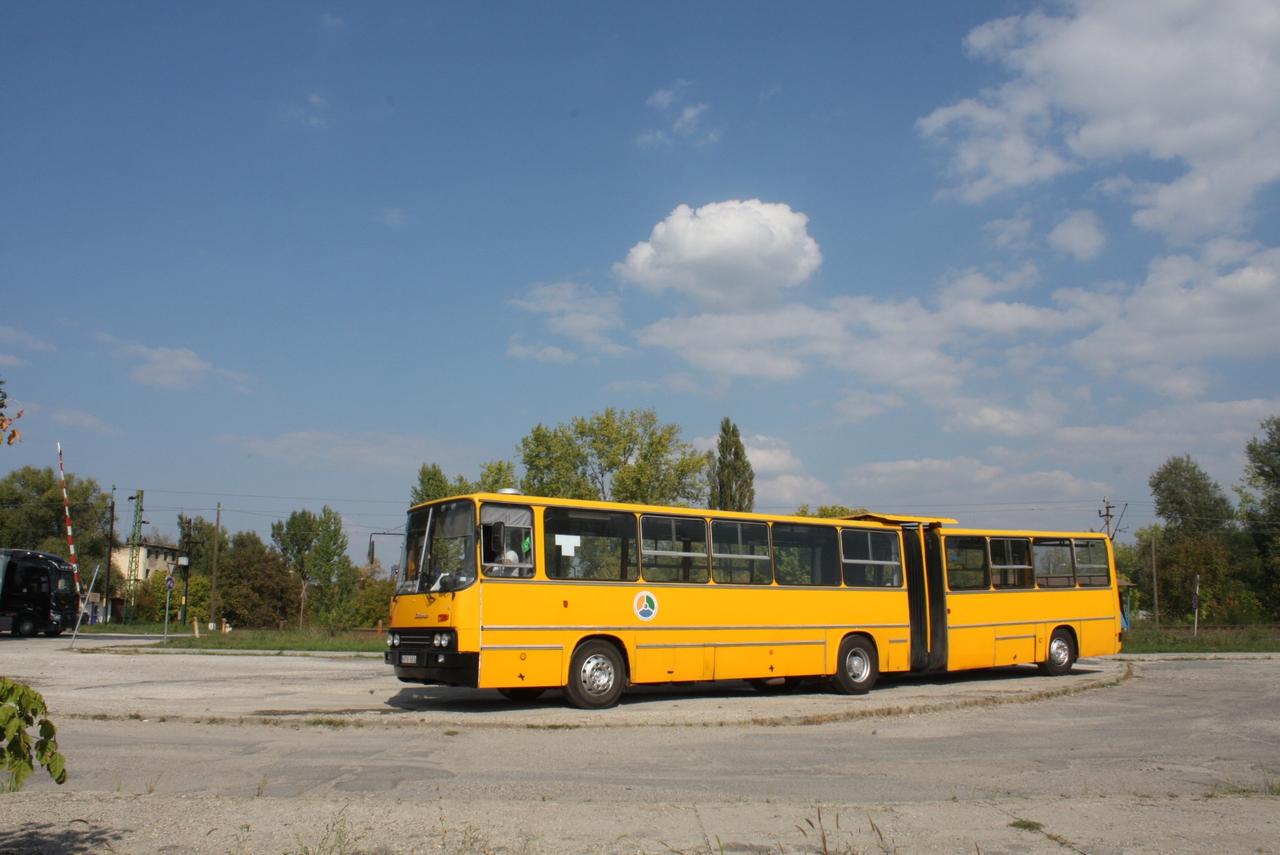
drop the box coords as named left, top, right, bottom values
left=902, top=524, right=948, bottom=672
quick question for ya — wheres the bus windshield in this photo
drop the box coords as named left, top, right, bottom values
left=398, top=500, right=476, bottom=594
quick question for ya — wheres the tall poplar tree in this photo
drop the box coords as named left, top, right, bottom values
left=709, top=417, right=755, bottom=512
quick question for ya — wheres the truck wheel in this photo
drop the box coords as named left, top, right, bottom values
left=14, top=614, right=38, bottom=638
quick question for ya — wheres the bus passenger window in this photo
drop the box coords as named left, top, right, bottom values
left=990, top=538, right=1033, bottom=588
left=641, top=516, right=709, bottom=583
left=1033, top=539, right=1075, bottom=587
left=544, top=508, right=639, bottom=582
left=772, top=523, right=840, bottom=586
left=841, top=529, right=902, bottom=587
left=1074, top=539, right=1110, bottom=586
left=945, top=537, right=989, bottom=590
left=711, top=520, right=772, bottom=584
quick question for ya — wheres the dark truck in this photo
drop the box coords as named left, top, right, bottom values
left=0, top=549, right=80, bottom=637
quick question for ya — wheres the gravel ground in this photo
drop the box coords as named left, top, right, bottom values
left=2, top=636, right=1277, bottom=854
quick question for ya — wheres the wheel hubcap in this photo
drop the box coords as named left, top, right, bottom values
left=579, top=653, right=615, bottom=696
left=845, top=650, right=870, bottom=683
left=1049, top=637, right=1070, bottom=667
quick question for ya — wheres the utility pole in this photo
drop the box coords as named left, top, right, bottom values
left=178, top=517, right=191, bottom=624
left=208, top=501, right=221, bottom=630
left=1098, top=497, right=1116, bottom=538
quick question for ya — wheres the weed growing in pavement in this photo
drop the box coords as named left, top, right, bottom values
left=288, top=807, right=361, bottom=855
left=1007, top=817, right=1084, bottom=853
left=255, top=775, right=267, bottom=798
left=1207, top=777, right=1280, bottom=798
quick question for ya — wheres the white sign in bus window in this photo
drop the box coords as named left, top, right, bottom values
left=554, top=534, right=581, bottom=557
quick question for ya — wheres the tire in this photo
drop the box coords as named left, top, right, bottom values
left=1039, top=628, right=1077, bottom=676
left=498, top=687, right=546, bottom=702
left=831, top=635, right=878, bottom=695
left=14, top=614, right=38, bottom=638
left=564, top=640, right=625, bottom=709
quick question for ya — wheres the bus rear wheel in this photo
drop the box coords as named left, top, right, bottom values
left=498, top=687, right=546, bottom=702
left=564, top=640, right=624, bottom=709
left=832, top=636, right=878, bottom=695
left=1038, top=628, right=1077, bottom=676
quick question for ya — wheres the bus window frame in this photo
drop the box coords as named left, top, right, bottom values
left=944, top=535, right=991, bottom=591
left=543, top=507, right=640, bottom=582
left=770, top=522, right=841, bottom=587
left=839, top=527, right=904, bottom=588
left=710, top=519, right=773, bottom=585
left=640, top=514, right=710, bottom=584
left=989, top=537, right=1034, bottom=589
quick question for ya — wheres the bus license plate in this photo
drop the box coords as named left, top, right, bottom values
left=400, top=653, right=417, bottom=665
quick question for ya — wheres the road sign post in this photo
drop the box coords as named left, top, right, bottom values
left=163, top=570, right=175, bottom=642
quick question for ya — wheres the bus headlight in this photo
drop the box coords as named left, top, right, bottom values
left=389, top=633, right=400, bottom=647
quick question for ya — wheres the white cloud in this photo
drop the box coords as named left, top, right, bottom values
left=506, top=339, right=575, bottom=364
left=98, top=334, right=250, bottom=392
left=646, top=80, right=689, bottom=110
left=0, top=325, right=55, bottom=352
left=1048, top=210, right=1105, bottom=261
left=509, top=282, right=628, bottom=357
left=614, top=199, right=823, bottom=306
left=22, top=403, right=119, bottom=436
left=836, top=390, right=905, bottom=424
left=639, top=80, right=720, bottom=146
left=320, top=13, right=345, bottom=30
left=282, top=92, right=333, bottom=129
left=379, top=208, right=408, bottom=227
left=673, top=103, right=709, bottom=136
left=984, top=215, right=1032, bottom=250
left=0, top=354, right=21, bottom=367
left=847, top=456, right=1109, bottom=524
left=220, top=431, right=439, bottom=472
left=921, top=0, right=1280, bottom=237
left=1069, top=244, right=1280, bottom=392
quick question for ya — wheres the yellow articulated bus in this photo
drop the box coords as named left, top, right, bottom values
left=385, top=492, right=1123, bottom=709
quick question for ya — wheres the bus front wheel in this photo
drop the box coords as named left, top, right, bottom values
left=1039, top=628, right=1077, bottom=676
left=832, top=636, right=878, bottom=695
left=565, top=640, right=625, bottom=709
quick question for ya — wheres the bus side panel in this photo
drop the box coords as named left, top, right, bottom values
left=945, top=592, right=996, bottom=671
left=1077, top=588, right=1123, bottom=656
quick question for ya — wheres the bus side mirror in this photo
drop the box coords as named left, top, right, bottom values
left=487, top=522, right=505, bottom=556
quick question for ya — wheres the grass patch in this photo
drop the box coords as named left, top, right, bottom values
left=1009, top=819, right=1043, bottom=832
left=1122, top=624, right=1280, bottom=654
left=75, top=621, right=171, bottom=634
left=1207, top=777, right=1280, bottom=798
left=150, top=628, right=384, bottom=653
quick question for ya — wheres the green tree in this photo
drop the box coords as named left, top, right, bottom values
left=709, top=418, right=754, bottom=512
left=214, top=531, right=300, bottom=628
left=298, top=507, right=358, bottom=630
left=794, top=504, right=868, bottom=518
left=411, top=463, right=454, bottom=505
left=0, top=467, right=112, bottom=565
left=474, top=459, right=518, bottom=492
left=1, top=678, right=66, bottom=792
left=1149, top=454, right=1234, bottom=534
left=1239, top=415, right=1280, bottom=615
left=176, top=513, right=230, bottom=578
left=271, top=509, right=321, bottom=627
left=519, top=408, right=710, bottom=505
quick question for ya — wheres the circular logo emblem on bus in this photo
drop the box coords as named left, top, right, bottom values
left=633, top=591, right=658, bottom=621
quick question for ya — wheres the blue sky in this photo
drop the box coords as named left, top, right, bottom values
left=4, top=1, right=1279, bottom=553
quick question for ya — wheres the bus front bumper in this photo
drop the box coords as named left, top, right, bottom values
left=385, top=649, right=479, bottom=687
